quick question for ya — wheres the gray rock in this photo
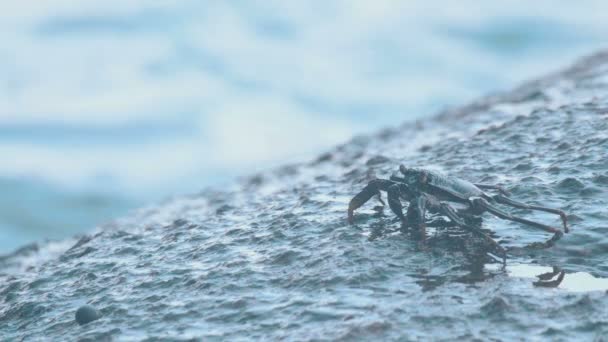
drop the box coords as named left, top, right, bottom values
left=3, top=50, right=608, bottom=340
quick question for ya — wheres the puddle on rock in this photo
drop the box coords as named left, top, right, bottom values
left=489, top=263, right=608, bottom=292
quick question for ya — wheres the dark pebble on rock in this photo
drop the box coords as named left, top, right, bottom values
left=75, top=305, right=100, bottom=326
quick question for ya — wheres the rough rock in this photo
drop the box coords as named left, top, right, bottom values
left=2, top=51, right=608, bottom=340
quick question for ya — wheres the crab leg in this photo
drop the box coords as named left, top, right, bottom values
left=424, top=217, right=455, bottom=228
left=433, top=201, right=507, bottom=263
left=404, top=195, right=428, bottom=237
left=386, top=183, right=406, bottom=225
left=474, top=184, right=511, bottom=196
left=492, top=194, right=568, bottom=233
left=348, top=179, right=396, bottom=224
left=471, top=198, right=564, bottom=249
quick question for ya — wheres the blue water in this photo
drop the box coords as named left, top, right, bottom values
left=2, top=0, right=608, bottom=253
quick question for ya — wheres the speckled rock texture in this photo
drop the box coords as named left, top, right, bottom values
left=1, top=52, right=608, bottom=341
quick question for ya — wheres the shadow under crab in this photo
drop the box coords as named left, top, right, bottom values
left=348, top=165, right=569, bottom=263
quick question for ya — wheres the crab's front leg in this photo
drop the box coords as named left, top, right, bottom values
left=387, top=183, right=410, bottom=226
left=405, top=194, right=428, bottom=239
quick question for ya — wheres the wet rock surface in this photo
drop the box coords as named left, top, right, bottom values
left=2, top=52, right=608, bottom=340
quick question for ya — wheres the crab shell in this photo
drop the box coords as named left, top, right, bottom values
left=396, top=166, right=488, bottom=201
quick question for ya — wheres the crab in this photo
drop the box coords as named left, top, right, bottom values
left=347, top=166, right=569, bottom=260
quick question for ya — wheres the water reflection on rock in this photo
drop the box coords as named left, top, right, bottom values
left=506, top=264, right=608, bottom=292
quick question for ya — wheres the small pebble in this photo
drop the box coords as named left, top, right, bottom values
left=75, top=305, right=100, bottom=326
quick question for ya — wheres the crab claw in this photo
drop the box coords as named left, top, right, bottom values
left=348, top=179, right=395, bottom=224
left=348, top=189, right=372, bottom=224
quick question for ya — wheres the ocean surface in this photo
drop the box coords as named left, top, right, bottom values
left=2, top=1, right=608, bottom=253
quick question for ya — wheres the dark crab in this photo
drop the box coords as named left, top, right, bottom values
left=348, top=166, right=569, bottom=260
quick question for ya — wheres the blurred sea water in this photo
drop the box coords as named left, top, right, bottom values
left=1, top=0, right=608, bottom=253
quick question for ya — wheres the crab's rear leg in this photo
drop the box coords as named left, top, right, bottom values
left=348, top=179, right=396, bottom=224
left=492, top=194, right=568, bottom=233
left=533, top=269, right=566, bottom=288
left=404, top=195, right=428, bottom=238
left=471, top=198, right=564, bottom=249
left=474, top=184, right=511, bottom=197
left=433, top=200, right=507, bottom=264
left=535, top=266, right=563, bottom=281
